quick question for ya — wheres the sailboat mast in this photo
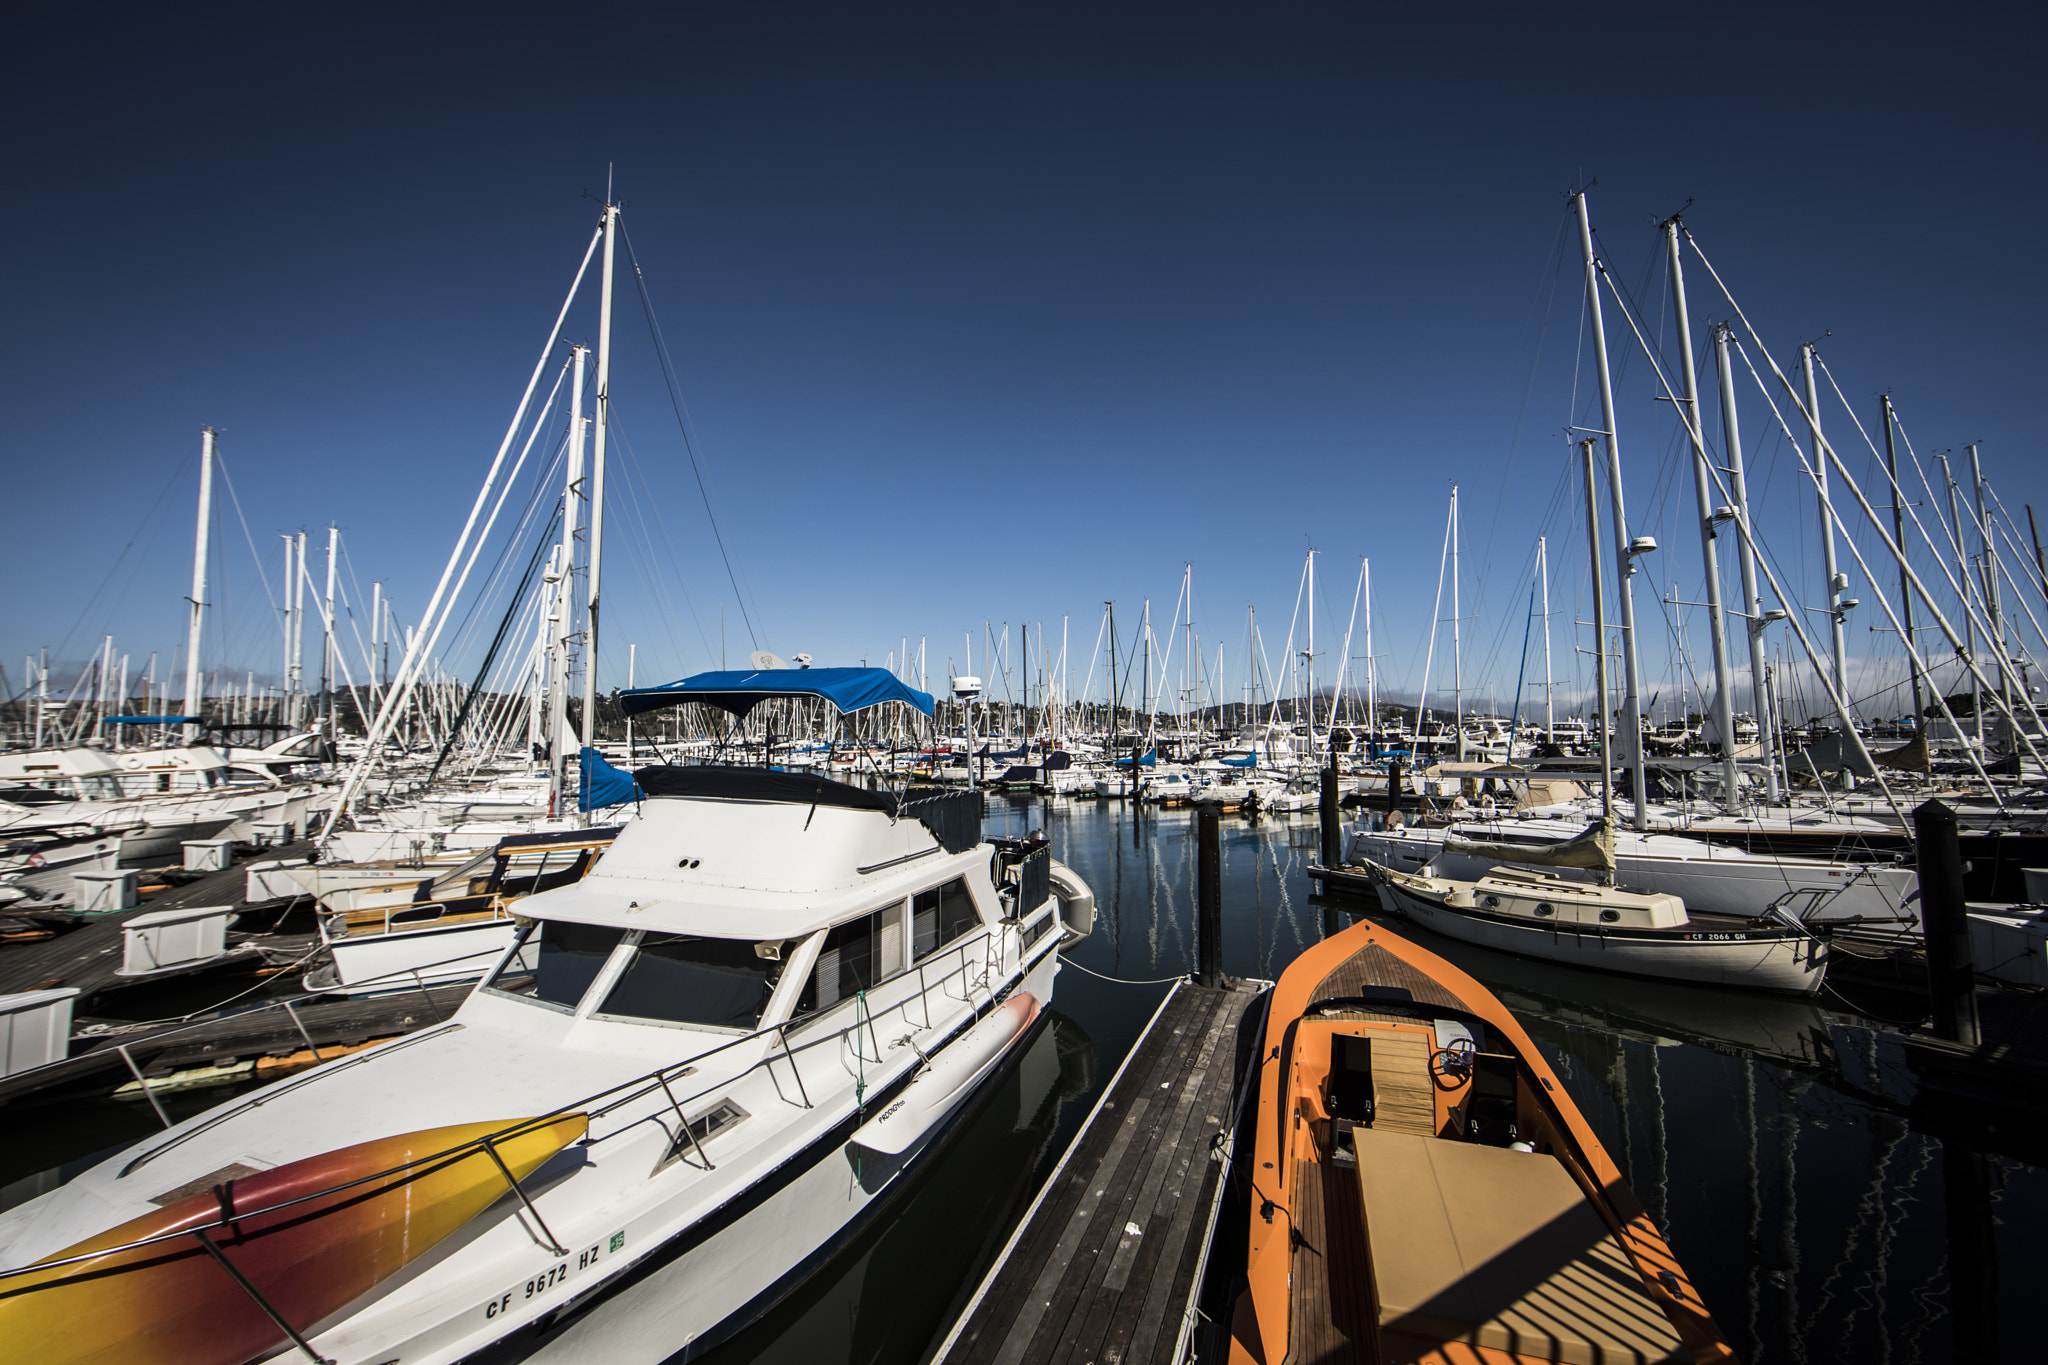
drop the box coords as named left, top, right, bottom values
left=1713, top=322, right=1779, bottom=802
left=323, top=525, right=339, bottom=741
left=1582, top=441, right=1614, bottom=822
left=1305, top=550, right=1317, bottom=760
left=1363, top=563, right=1377, bottom=739
left=1665, top=220, right=1740, bottom=807
left=1336, top=555, right=1364, bottom=751
left=182, top=428, right=215, bottom=743
left=1449, top=487, right=1462, bottom=755
left=1969, top=443, right=2013, bottom=729
left=1881, top=395, right=1924, bottom=729
left=1539, top=537, right=1554, bottom=742
left=554, top=345, right=588, bottom=812
left=1800, top=345, right=1850, bottom=707
left=1106, top=602, right=1118, bottom=743
left=1572, top=189, right=1649, bottom=830
left=1939, top=454, right=1982, bottom=744
left=292, top=530, right=308, bottom=728
left=580, top=199, right=618, bottom=808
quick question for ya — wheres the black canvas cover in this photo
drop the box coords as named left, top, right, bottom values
left=633, top=765, right=899, bottom=813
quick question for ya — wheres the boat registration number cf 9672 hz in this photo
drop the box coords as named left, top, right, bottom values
left=481, top=1230, right=626, bottom=1321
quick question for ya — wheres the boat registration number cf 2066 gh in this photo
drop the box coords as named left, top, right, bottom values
left=481, top=1230, right=626, bottom=1320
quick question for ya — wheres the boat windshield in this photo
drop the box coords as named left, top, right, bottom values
left=487, top=921, right=627, bottom=1010
left=597, top=933, right=788, bottom=1031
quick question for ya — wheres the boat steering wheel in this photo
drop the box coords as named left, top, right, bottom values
left=1429, top=1036, right=1478, bottom=1088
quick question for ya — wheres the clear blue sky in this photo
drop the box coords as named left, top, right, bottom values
left=7, top=5, right=2043, bottom=724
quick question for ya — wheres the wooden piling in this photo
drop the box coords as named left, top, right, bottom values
left=1913, top=798, right=1980, bottom=1047
left=1197, top=807, right=1222, bottom=989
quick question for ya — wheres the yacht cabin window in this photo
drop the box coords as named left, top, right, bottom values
left=912, top=878, right=980, bottom=963
left=597, top=934, right=787, bottom=1031
left=486, top=921, right=626, bottom=1010
left=793, top=905, right=904, bottom=1017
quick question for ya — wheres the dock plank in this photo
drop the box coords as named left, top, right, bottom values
left=0, top=841, right=315, bottom=1000
left=935, top=978, right=1267, bottom=1365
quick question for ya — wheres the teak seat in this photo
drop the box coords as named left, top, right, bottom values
left=1354, top=1128, right=1685, bottom=1364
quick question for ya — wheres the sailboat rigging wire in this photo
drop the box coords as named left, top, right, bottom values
left=607, top=414, right=718, bottom=668
left=48, top=443, right=195, bottom=670
left=619, top=224, right=762, bottom=651
left=1679, top=227, right=2048, bottom=749
left=1588, top=266, right=1908, bottom=820
left=1726, top=342, right=2008, bottom=806
left=327, top=222, right=603, bottom=833
left=1414, top=498, right=1454, bottom=729
left=211, top=452, right=282, bottom=631
left=429, top=502, right=563, bottom=784
left=1812, top=357, right=2048, bottom=669
left=440, top=374, right=574, bottom=666
left=1480, top=217, right=1574, bottom=596
left=1984, top=482, right=2048, bottom=598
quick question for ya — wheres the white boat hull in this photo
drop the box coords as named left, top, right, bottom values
left=1348, top=825, right=1920, bottom=936
left=512, top=948, right=1060, bottom=1363
left=1373, top=878, right=1828, bottom=995
left=319, top=916, right=520, bottom=993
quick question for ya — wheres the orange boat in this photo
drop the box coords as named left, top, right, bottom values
left=1228, top=918, right=1737, bottom=1365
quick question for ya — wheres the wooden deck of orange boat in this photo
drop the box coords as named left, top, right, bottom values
left=1232, top=924, right=1738, bottom=1365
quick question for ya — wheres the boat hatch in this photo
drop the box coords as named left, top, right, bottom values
left=1326, top=1034, right=1376, bottom=1124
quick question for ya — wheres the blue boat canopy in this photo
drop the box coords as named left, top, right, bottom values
left=108, top=716, right=201, bottom=724
left=618, top=667, right=936, bottom=719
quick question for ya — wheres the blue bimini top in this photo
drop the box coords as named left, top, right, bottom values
left=617, top=667, right=936, bottom=719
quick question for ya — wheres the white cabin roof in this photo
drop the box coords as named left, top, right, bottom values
left=514, top=778, right=977, bottom=940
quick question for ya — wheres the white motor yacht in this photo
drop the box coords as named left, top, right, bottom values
left=0, top=669, right=1095, bottom=1365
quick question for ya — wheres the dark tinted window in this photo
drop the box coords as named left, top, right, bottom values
left=488, top=921, right=625, bottom=1008
left=600, top=935, right=784, bottom=1031
left=913, top=879, right=980, bottom=962
left=794, top=913, right=886, bottom=1016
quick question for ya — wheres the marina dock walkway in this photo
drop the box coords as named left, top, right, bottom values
left=0, top=841, right=316, bottom=1000
left=933, top=977, right=1267, bottom=1365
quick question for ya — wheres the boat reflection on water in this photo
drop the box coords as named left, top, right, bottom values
left=693, top=1011, right=1096, bottom=1365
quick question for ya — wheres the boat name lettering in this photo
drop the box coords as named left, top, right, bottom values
left=1684, top=932, right=1748, bottom=941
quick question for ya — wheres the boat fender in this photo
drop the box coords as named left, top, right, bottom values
left=850, top=992, right=1040, bottom=1157
left=1049, top=860, right=1094, bottom=942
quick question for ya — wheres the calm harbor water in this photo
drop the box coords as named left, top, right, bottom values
left=3, top=798, right=2039, bottom=1363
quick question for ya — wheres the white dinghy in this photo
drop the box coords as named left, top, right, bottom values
left=0, top=667, right=1096, bottom=1365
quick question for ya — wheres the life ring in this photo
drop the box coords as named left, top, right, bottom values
left=26, top=852, right=45, bottom=868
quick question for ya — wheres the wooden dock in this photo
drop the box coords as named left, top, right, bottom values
left=933, top=977, right=1268, bottom=1365
left=0, top=842, right=317, bottom=1001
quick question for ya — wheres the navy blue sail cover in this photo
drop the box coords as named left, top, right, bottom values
left=580, top=746, right=641, bottom=810
left=618, top=667, right=936, bottom=719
